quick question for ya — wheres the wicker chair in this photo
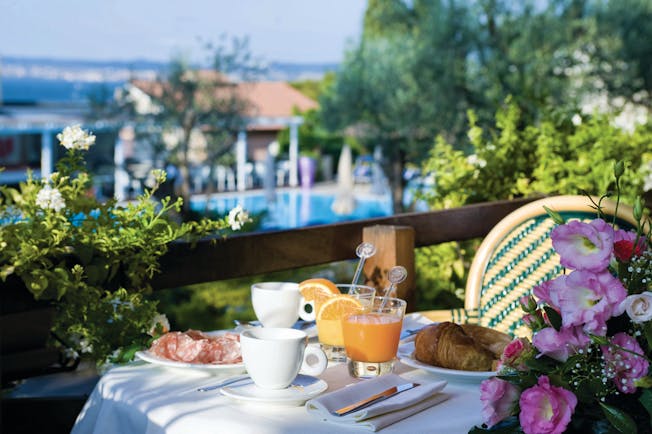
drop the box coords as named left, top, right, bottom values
left=421, top=195, right=639, bottom=337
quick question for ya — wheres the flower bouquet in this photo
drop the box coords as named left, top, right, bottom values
left=473, top=165, right=652, bottom=434
left=0, top=125, right=250, bottom=365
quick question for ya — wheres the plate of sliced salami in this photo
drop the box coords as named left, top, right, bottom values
left=136, top=329, right=245, bottom=373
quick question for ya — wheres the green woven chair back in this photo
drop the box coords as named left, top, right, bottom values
left=477, top=210, right=636, bottom=337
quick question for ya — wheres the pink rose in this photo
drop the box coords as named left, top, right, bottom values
left=519, top=376, right=577, bottom=434
left=480, top=377, right=520, bottom=427
left=501, top=338, right=532, bottom=370
left=601, top=332, right=650, bottom=394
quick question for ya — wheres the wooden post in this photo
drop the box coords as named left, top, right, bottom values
left=362, top=225, right=416, bottom=311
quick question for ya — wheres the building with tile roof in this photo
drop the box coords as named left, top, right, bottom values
left=128, top=74, right=318, bottom=190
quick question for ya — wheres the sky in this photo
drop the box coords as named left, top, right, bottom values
left=0, top=0, right=367, bottom=64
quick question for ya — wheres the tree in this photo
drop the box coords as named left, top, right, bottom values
left=321, top=0, right=651, bottom=213
left=591, top=0, right=652, bottom=111
left=320, top=0, right=475, bottom=212
left=118, top=37, right=264, bottom=214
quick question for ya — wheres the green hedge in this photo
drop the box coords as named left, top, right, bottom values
left=414, top=100, right=651, bottom=310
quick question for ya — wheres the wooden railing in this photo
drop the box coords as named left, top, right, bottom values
left=152, top=197, right=538, bottom=288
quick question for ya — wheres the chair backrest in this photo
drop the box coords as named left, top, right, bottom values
left=465, top=195, right=639, bottom=337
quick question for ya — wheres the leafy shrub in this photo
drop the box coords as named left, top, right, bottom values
left=415, top=99, right=651, bottom=310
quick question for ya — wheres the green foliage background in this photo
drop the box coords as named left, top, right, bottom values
left=413, top=100, right=652, bottom=311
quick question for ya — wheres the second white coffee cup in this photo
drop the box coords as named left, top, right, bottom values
left=240, top=328, right=327, bottom=389
left=251, top=282, right=313, bottom=328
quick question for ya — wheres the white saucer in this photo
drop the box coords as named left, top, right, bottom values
left=220, top=374, right=328, bottom=406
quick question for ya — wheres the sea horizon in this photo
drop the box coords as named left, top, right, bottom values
left=1, top=55, right=338, bottom=104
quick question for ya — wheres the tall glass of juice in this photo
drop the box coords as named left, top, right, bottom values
left=342, top=297, right=407, bottom=378
left=314, top=284, right=375, bottom=362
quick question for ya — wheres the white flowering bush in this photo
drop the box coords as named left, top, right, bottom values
left=0, top=125, right=250, bottom=364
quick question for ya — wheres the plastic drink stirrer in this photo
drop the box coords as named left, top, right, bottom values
left=348, top=242, right=376, bottom=293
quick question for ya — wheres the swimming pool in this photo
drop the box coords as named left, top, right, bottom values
left=190, top=189, right=394, bottom=231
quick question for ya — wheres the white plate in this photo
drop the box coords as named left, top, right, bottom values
left=398, top=342, right=496, bottom=383
left=135, top=330, right=245, bottom=373
left=220, top=374, right=328, bottom=406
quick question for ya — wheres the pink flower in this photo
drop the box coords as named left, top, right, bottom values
left=601, top=332, right=650, bottom=394
left=551, top=218, right=614, bottom=272
left=533, top=280, right=558, bottom=307
left=519, top=295, right=539, bottom=313
left=550, top=270, right=627, bottom=335
left=522, top=313, right=539, bottom=328
left=519, top=376, right=577, bottom=434
left=532, top=326, right=590, bottom=362
left=501, top=338, right=533, bottom=370
left=480, top=378, right=520, bottom=427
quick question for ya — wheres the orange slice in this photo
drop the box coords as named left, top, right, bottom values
left=316, top=295, right=364, bottom=321
left=299, top=278, right=340, bottom=302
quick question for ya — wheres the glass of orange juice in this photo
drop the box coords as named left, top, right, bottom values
left=314, top=284, right=375, bottom=362
left=342, top=296, right=407, bottom=378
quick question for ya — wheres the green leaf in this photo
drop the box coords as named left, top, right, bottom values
left=524, top=355, right=557, bottom=373
left=640, top=389, right=652, bottom=427
left=544, top=206, right=565, bottom=225
left=643, top=322, right=652, bottom=350
left=76, top=244, right=94, bottom=265
left=600, top=402, right=637, bottom=434
left=544, top=306, right=562, bottom=331
left=119, top=345, right=141, bottom=363
left=85, top=264, right=107, bottom=286
left=574, top=376, right=604, bottom=403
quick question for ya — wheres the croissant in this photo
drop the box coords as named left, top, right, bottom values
left=460, top=323, right=512, bottom=358
left=414, top=322, right=505, bottom=371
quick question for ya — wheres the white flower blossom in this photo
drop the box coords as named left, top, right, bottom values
left=63, top=347, right=79, bottom=360
left=56, top=125, right=95, bottom=150
left=35, top=185, right=66, bottom=212
left=79, top=338, right=93, bottom=354
left=227, top=204, right=250, bottom=231
left=466, top=154, right=487, bottom=168
left=572, top=113, right=583, bottom=126
left=615, top=291, right=652, bottom=323
left=148, top=313, right=170, bottom=336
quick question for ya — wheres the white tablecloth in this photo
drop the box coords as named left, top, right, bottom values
left=72, top=316, right=484, bottom=434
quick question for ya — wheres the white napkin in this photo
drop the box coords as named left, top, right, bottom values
left=305, top=374, right=448, bottom=431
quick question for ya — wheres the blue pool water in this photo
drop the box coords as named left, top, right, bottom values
left=191, top=189, right=394, bottom=231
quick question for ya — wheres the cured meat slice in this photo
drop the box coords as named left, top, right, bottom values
left=148, top=330, right=242, bottom=364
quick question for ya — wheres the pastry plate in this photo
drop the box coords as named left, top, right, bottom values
left=220, top=374, right=328, bottom=406
left=135, top=330, right=245, bottom=373
left=397, top=341, right=496, bottom=383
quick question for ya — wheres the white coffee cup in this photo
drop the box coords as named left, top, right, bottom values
left=251, top=282, right=313, bottom=328
left=240, top=328, right=327, bottom=389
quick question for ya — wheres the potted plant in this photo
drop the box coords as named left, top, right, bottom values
left=0, top=125, right=250, bottom=366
